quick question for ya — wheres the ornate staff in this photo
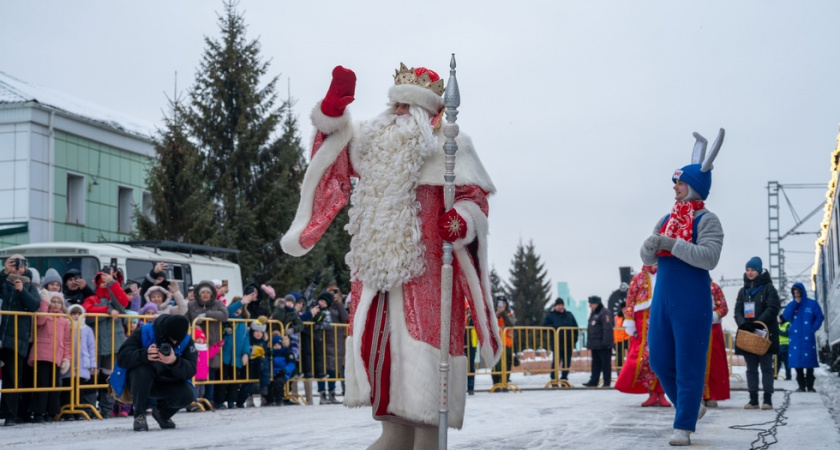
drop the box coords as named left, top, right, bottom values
left=439, top=53, right=460, bottom=450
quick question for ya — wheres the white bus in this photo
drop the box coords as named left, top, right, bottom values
left=0, top=241, right=243, bottom=298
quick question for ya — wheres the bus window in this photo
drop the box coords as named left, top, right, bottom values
left=24, top=256, right=100, bottom=289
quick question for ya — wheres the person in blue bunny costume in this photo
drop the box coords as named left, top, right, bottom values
left=640, top=129, right=725, bottom=446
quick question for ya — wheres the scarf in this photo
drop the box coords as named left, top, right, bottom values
left=657, top=200, right=705, bottom=257
left=642, top=264, right=657, bottom=275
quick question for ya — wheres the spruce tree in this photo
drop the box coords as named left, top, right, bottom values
left=489, top=267, right=504, bottom=297
left=505, top=240, right=552, bottom=326
left=179, top=1, right=350, bottom=293
left=136, top=97, right=216, bottom=243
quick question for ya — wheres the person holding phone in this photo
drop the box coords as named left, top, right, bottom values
left=140, top=262, right=169, bottom=306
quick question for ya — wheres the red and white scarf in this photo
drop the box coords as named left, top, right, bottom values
left=658, top=200, right=705, bottom=257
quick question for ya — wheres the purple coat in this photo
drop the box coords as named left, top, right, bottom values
left=62, top=322, right=97, bottom=380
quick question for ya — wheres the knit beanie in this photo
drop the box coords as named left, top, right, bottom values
left=251, top=316, right=268, bottom=333
left=554, top=298, right=565, bottom=306
left=272, top=335, right=283, bottom=347
left=140, top=302, right=159, bottom=316
left=588, top=296, right=602, bottom=305
left=160, top=314, right=190, bottom=343
left=41, top=267, right=61, bottom=288
left=317, top=292, right=333, bottom=306
left=194, top=328, right=206, bottom=342
left=673, top=163, right=711, bottom=200
left=745, top=256, right=763, bottom=273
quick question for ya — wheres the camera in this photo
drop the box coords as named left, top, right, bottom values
left=13, top=258, right=26, bottom=270
left=159, top=342, right=173, bottom=357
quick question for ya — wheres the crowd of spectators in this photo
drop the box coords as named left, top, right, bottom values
left=0, top=255, right=351, bottom=427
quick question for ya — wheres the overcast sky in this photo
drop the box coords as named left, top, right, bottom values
left=2, top=1, right=838, bottom=327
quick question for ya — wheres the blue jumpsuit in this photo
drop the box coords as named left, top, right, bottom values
left=648, top=215, right=712, bottom=432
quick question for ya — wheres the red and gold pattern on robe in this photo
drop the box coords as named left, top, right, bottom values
left=615, top=268, right=664, bottom=394
left=704, top=281, right=731, bottom=401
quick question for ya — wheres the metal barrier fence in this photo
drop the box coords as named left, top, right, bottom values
left=0, top=313, right=770, bottom=419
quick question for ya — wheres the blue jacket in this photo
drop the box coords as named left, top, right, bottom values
left=222, top=301, right=251, bottom=368
left=110, top=322, right=194, bottom=398
left=782, top=283, right=824, bottom=368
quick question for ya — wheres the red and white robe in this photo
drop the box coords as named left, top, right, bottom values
left=615, top=267, right=664, bottom=394
left=704, top=281, right=730, bottom=401
left=281, top=105, right=502, bottom=428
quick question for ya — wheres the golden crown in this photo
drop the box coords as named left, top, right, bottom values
left=393, top=63, right=444, bottom=96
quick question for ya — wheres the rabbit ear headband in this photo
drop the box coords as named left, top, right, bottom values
left=690, top=128, right=725, bottom=172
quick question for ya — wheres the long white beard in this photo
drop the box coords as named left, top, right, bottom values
left=346, top=108, right=437, bottom=292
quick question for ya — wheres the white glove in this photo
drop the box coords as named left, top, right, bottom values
left=712, top=312, right=721, bottom=324
left=623, top=320, right=637, bottom=337
left=197, top=313, right=206, bottom=319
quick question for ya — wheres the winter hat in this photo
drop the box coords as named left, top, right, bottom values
left=140, top=302, right=159, bottom=316
left=672, top=164, right=711, bottom=201
left=251, top=316, right=268, bottom=333
left=68, top=304, right=85, bottom=315
left=272, top=335, right=283, bottom=347
left=124, top=310, right=140, bottom=325
left=160, top=314, right=190, bottom=343
left=588, top=296, right=602, bottom=305
left=41, top=268, right=62, bottom=289
left=194, top=280, right=217, bottom=299
left=554, top=298, right=565, bottom=306
left=212, top=279, right=223, bottom=288
left=29, top=267, right=41, bottom=287
left=284, top=294, right=296, bottom=303
left=317, top=291, right=333, bottom=306
left=745, top=256, right=763, bottom=273
left=194, top=328, right=206, bottom=342
left=63, top=268, right=82, bottom=285
left=48, top=291, right=65, bottom=303
left=389, top=63, right=445, bottom=116
left=145, top=286, right=171, bottom=304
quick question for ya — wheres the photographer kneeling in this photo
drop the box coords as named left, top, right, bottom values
left=113, top=314, right=196, bottom=431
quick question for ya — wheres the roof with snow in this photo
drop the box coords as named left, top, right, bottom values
left=0, top=70, right=155, bottom=140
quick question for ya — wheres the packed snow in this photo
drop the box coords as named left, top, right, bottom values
left=2, top=366, right=839, bottom=449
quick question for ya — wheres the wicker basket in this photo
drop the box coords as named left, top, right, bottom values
left=735, top=321, right=771, bottom=355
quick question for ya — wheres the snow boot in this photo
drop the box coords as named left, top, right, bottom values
left=698, top=402, right=707, bottom=420
left=368, top=421, right=415, bottom=450
left=245, top=394, right=255, bottom=408
left=319, top=391, right=330, bottom=405
left=641, top=392, right=658, bottom=407
left=761, top=392, right=773, bottom=410
left=329, top=391, right=340, bottom=404
left=304, top=380, right=314, bottom=405
left=133, top=415, right=148, bottom=432
left=745, top=392, right=759, bottom=409
left=796, top=372, right=806, bottom=392
left=705, top=399, right=718, bottom=408
left=657, top=392, right=672, bottom=407
left=806, top=373, right=817, bottom=392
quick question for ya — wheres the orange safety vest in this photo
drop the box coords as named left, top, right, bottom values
left=614, top=315, right=630, bottom=343
left=498, top=316, right=513, bottom=347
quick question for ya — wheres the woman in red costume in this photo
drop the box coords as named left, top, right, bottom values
left=703, top=280, right=730, bottom=407
left=615, top=264, right=671, bottom=407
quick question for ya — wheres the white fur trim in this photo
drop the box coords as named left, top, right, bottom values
left=418, top=132, right=496, bottom=193
left=386, top=286, right=466, bottom=428
left=388, top=84, right=444, bottom=116
left=342, top=285, right=468, bottom=428
left=311, top=101, right=352, bottom=135
left=451, top=202, right=479, bottom=251
left=280, top=109, right=354, bottom=257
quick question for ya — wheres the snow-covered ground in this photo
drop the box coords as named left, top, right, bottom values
left=3, top=366, right=840, bottom=449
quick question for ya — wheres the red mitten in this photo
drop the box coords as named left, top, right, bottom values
left=320, top=65, right=356, bottom=117
left=437, top=209, right=467, bottom=242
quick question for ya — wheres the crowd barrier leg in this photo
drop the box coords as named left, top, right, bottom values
left=489, top=343, right=521, bottom=393
left=545, top=328, right=573, bottom=389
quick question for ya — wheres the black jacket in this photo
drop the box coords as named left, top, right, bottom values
left=0, top=270, right=42, bottom=355
left=734, top=270, right=781, bottom=355
left=62, top=269, right=95, bottom=306
left=116, top=316, right=198, bottom=383
left=542, top=309, right=579, bottom=349
left=586, top=304, right=613, bottom=350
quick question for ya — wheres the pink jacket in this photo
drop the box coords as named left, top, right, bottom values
left=28, top=300, right=72, bottom=366
left=195, top=341, right=223, bottom=381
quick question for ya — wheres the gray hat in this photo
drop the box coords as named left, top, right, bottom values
left=42, top=268, right=62, bottom=288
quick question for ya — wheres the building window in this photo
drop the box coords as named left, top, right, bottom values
left=66, top=174, right=85, bottom=225
left=118, top=186, right=134, bottom=234
left=142, top=191, right=155, bottom=223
